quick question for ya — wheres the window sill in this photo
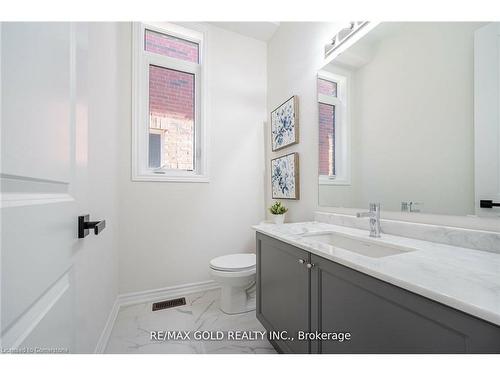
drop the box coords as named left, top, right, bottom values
left=319, top=176, right=351, bottom=186
left=132, top=172, right=210, bottom=183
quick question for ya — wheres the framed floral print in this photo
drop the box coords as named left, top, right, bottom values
left=271, top=152, right=300, bottom=200
left=271, top=95, right=299, bottom=151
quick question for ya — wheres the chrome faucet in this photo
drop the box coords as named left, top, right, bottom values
left=356, top=203, right=381, bottom=238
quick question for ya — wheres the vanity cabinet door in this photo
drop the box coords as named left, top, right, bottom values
left=310, top=254, right=500, bottom=354
left=256, top=233, right=311, bottom=353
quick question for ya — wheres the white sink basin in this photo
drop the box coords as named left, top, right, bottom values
left=302, top=232, right=415, bottom=258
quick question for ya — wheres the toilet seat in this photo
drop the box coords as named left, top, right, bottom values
left=209, top=253, right=256, bottom=272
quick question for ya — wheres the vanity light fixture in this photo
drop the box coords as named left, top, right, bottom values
left=325, top=21, right=369, bottom=59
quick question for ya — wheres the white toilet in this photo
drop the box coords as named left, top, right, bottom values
left=209, top=253, right=256, bottom=314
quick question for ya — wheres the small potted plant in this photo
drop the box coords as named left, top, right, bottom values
left=269, top=201, right=288, bottom=224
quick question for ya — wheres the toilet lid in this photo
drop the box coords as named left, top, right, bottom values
left=210, top=253, right=256, bottom=272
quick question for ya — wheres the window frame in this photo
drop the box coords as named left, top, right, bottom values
left=317, top=70, right=351, bottom=186
left=132, top=22, right=209, bottom=182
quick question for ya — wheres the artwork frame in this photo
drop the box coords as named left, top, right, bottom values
left=271, top=152, right=300, bottom=200
left=271, top=95, right=299, bottom=151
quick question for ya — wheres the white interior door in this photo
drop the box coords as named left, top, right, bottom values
left=475, top=22, right=500, bottom=217
left=1, top=22, right=88, bottom=352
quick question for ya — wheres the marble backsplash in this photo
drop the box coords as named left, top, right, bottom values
left=314, top=211, right=500, bottom=254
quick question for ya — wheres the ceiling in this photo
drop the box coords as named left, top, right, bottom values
left=209, top=22, right=280, bottom=42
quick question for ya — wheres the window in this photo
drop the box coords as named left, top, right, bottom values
left=317, top=71, right=350, bottom=185
left=145, top=29, right=199, bottom=63
left=318, top=102, right=336, bottom=176
left=132, top=23, right=208, bottom=182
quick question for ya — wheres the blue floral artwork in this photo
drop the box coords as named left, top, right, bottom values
left=271, top=153, right=299, bottom=199
left=271, top=96, right=298, bottom=151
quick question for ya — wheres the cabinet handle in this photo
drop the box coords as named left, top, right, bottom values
left=298, top=259, right=306, bottom=264
left=306, top=263, right=315, bottom=269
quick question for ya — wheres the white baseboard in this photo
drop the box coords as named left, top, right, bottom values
left=117, top=280, right=219, bottom=307
left=94, top=280, right=219, bottom=353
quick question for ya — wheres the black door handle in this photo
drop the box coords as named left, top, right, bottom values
left=480, top=200, right=500, bottom=208
left=78, top=215, right=106, bottom=238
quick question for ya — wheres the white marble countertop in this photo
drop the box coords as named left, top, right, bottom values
left=253, top=221, right=500, bottom=327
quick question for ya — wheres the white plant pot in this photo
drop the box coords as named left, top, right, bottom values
left=272, top=213, right=285, bottom=224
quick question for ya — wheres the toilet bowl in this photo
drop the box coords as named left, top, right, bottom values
left=209, top=253, right=256, bottom=314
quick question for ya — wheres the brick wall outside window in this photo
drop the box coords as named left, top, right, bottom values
left=145, top=29, right=199, bottom=63
left=318, top=102, right=335, bottom=176
left=149, top=65, right=195, bottom=170
left=318, top=78, right=337, bottom=97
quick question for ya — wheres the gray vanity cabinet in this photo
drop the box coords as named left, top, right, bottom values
left=310, top=254, right=500, bottom=353
left=256, top=233, right=311, bottom=353
left=256, top=233, right=500, bottom=354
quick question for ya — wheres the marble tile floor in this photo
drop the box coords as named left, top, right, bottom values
left=105, top=288, right=276, bottom=354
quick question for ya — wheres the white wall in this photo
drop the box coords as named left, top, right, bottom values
left=117, top=23, right=267, bottom=294
left=320, top=23, right=479, bottom=216
left=266, top=22, right=341, bottom=222
left=266, top=22, right=500, bottom=232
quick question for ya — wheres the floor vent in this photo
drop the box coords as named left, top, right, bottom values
left=152, top=297, right=186, bottom=311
